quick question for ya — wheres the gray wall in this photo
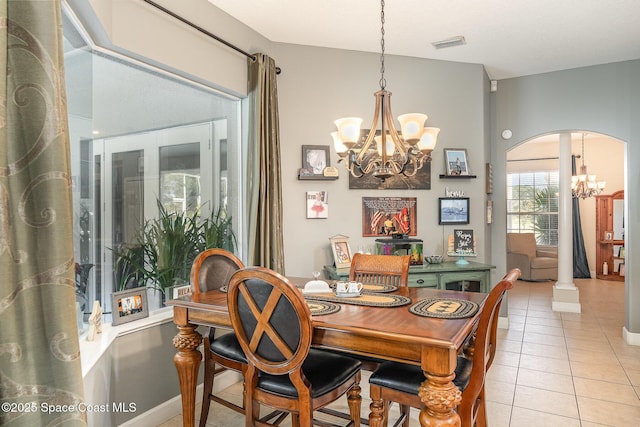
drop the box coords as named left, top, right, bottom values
left=73, top=1, right=640, bottom=336
left=273, top=43, right=491, bottom=276
left=491, top=60, right=640, bottom=334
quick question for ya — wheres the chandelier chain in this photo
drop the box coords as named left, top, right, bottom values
left=379, top=0, right=386, bottom=89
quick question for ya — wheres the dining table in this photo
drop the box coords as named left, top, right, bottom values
left=166, top=276, right=489, bottom=427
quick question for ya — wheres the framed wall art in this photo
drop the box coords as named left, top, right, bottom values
left=111, top=287, right=149, bottom=326
left=443, top=149, right=470, bottom=176
left=439, top=197, right=470, bottom=225
left=329, top=235, right=352, bottom=268
left=306, top=191, right=328, bottom=219
left=361, top=197, right=417, bottom=237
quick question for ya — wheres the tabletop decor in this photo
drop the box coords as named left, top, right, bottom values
left=409, top=298, right=479, bottom=319
left=306, top=300, right=341, bottom=316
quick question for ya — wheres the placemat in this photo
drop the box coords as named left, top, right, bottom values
left=409, top=298, right=479, bottom=319
left=330, top=282, right=398, bottom=293
left=306, top=300, right=340, bottom=316
left=305, top=292, right=411, bottom=307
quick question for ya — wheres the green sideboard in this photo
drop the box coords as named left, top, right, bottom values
left=323, top=261, right=495, bottom=293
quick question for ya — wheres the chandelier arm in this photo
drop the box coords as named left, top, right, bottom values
left=356, top=91, right=384, bottom=164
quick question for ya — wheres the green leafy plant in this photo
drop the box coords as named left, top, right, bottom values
left=113, top=200, right=236, bottom=294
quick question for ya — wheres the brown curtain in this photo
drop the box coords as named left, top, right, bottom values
left=0, top=1, right=86, bottom=425
left=246, top=53, right=284, bottom=273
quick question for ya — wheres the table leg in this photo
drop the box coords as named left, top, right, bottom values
left=172, top=323, right=203, bottom=427
left=418, top=372, right=462, bottom=427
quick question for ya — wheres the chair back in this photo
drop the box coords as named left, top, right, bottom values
left=460, top=268, right=521, bottom=421
left=227, top=266, right=312, bottom=377
left=190, top=248, right=244, bottom=295
left=349, top=253, right=410, bottom=287
left=506, top=233, right=537, bottom=259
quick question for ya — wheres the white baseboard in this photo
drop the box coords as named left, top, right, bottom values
left=119, top=370, right=242, bottom=426
left=623, top=326, right=640, bottom=346
left=551, top=301, right=581, bottom=313
left=498, top=315, right=509, bottom=329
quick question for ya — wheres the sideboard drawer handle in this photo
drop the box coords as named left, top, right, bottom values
left=417, top=279, right=424, bottom=284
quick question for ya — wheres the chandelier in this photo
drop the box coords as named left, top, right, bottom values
left=571, top=133, right=605, bottom=199
left=330, top=0, right=439, bottom=181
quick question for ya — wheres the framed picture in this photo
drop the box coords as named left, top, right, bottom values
left=329, top=234, right=352, bottom=268
left=299, top=145, right=330, bottom=177
left=439, top=197, right=470, bottom=225
left=361, top=197, right=417, bottom=237
left=604, top=231, right=613, bottom=240
left=111, top=287, right=149, bottom=326
left=443, top=149, right=470, bottom=176
left=306, top=191, right=329, bottom=219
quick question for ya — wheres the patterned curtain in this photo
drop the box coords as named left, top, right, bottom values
left=246, top=53, right=285, bottom=273
left=0, top=1, right=86, bottom=425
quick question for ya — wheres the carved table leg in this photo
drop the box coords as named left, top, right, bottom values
left=418, top=372, right=462, bottom=427
left=173, top=323, right=203, bottom=427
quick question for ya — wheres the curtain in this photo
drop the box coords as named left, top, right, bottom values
left=246, top=53, right=285, bottom=273
left=572, top=155, right=591, bottom=278
left=0, top=1, right=86, bottom=425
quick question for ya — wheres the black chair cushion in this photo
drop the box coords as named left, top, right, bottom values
left=257, top=348, right=361, bottom=398
left=369, top=356, right=472, bottom=395
left=210, top=332, right=247, bottom=364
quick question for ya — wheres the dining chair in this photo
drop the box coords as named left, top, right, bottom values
left=368, top=268, right=521, bottom=427
left=190, top=248, right=247, bottom=426
left=227, top=266, right=363, bottom=427
left=349, top=253, right=411, bottom=287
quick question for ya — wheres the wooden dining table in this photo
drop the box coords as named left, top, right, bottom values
left=166, top=277, right=488, bottom=427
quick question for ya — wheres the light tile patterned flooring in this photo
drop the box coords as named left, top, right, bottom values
left=160, top=278, right=640, bottom=426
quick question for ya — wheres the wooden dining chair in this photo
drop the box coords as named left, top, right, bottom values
left=349, top=253, right=411, bottom=287
left=227, top=266, right=363, bottom=427
left=368, top=268, right=521, bottom=427
left=190, top=248, right=247, bottom=426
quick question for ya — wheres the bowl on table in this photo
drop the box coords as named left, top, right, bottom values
left=425, top=255, right=444, bottom=264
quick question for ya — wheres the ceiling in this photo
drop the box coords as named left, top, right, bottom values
left=207, top=0, right=640, bottom=80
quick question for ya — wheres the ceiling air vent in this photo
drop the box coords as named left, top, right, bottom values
left=432, top=36, right=466, bottom=50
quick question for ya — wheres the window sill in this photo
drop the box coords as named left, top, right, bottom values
left=79, top=307, right=174, bottom=378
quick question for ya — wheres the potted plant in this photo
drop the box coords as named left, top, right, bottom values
left=113, top=200, right=236, bottom=298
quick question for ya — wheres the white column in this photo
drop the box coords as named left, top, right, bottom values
left=553, top=132, right=581, bottom=313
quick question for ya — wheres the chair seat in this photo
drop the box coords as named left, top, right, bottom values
left=210, top=332, right=247, bottom=364
left=530, top=257, right=557, bottom=269
left=258, top=348, right=361, bottom=398
left=369, top=357, right=472, bottom=395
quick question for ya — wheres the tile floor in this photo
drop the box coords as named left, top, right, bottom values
left=160, top=278, right=640, bottom=426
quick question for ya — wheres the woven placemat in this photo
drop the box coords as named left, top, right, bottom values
left=330, top=282, right=398, bottom=293
left=306, top=300, right=340, bottom=316
left=305, top=292, right=411, bottom=307
left=409, top=298, right=479, bottom=319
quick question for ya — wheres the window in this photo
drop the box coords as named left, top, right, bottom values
left=506, top=172, right=559, bottom=245
left=63, top=8, right=242, bottom=328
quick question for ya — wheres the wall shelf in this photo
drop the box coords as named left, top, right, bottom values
left=439, top=174, right=477, bottom=179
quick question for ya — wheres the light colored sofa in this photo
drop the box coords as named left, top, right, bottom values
left=507, top=233, right=558, bottom=281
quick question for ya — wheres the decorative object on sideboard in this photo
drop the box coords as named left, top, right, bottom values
left=425, top=255, right=444, bottom=264
left=329, top=234, right=353, bottom=269
left=330, top=0, right=439, bottom=182
left=448, top=230, right=477, bottom=265
left=87, top=301, right=102, bottom=341
left=375, top=234, right=424, bottom=265
left=571, top=132, right=605, bottom=198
